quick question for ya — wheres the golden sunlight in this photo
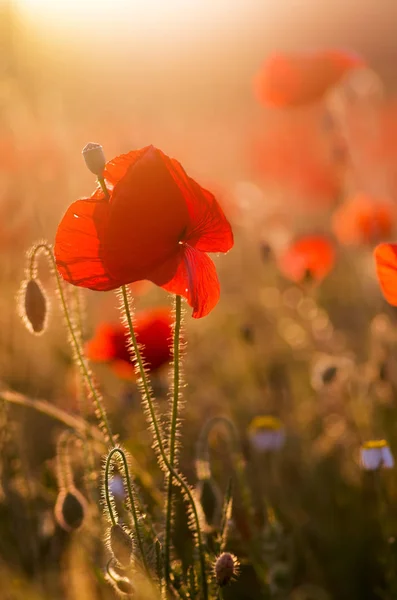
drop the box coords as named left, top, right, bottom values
left=17, top=0, right=246, bottom=36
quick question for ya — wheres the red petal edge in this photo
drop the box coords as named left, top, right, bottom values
left=374, top=243, right=397, bottom=306
left=149, top=245, right=221, bottom=318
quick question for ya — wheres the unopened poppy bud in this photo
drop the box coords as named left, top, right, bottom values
left=19, top=278, right=48, bottom=335
left=82, top=142, right=106, bottom=176
left=54, top=487, right=87, bottom=532
left=115, top=577, right=135, bottom=596
left=109, top=524, right=134, bottom=567
left=196, top=478, right=222, bottom=526
left=214, top=552, right=239, bottom=587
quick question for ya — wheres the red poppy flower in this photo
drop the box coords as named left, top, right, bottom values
left=374, top=244, right=397, bottom=306
left=332, top=194, right=395, bottom=245
left=85, top=307, right=173, bottom=379
left=254, top=50, right=365, bottom=108
left=54, top=146, right=233, bottom=318
left=251, top=111, right=341, bottom=208
left=278, top=235, right=335, bottom=283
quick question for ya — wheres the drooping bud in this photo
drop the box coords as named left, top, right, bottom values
left=196, top=478, right=222, bottom=526
left=115, top=577, right=135, bottom=596
left=54, top=487, right=87, bottom=532
left=109, top=524, right=134, bottom=567
left=19, top=278, right=48, bottom=335
left=214, top=552, right=239, bottom=587
left=82, top=142, right=106, bottom=176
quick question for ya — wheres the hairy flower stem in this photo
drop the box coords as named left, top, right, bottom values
left=28, top=242, right=114, bottom=445
left=164, top=294, right=182, bottom=585
left=105, top=447, right=150, bottom=576
left=120, top=285, right=208, bottom=599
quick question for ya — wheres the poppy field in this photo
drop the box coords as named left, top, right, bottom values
left=4, top=2, right=397, bottom=599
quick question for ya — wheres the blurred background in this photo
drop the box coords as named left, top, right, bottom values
left=3, top=1, right=397, bottom=599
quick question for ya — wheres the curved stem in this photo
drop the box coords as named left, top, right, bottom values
left=56, top=430, right=76, bottom=489
left=120, top=285, right=208, bottom=599
left=29, top=243, right=114, bottom=445
left=165, top=294, right=182, bottom=584
left=105, top=447, right=150, bottom=577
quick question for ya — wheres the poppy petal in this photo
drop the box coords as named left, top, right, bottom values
left=161, top=153, right=234, bottom=252
left=278, top=235, right=335, bottom=283
left=254, top=50, right=364, bottom=108
left=104, top=146, right=189, bottom=283
left=103, top=147, right=150, bottom=189
left=149, top=245, right=220, bottom=318
left=54, top=197, right=120, bottom=290
left=374, top=243, right=397, bottom=305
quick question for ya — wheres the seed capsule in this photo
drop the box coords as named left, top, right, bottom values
left=109, top=524, right=134, bottom=567
left=82, top=142, right=106, bottom=176
left=20, top=278, right=48, bottom=335
left=54, top=487, right=87, bottom=532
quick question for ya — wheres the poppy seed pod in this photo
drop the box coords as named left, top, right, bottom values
left=82, top=142, right=106, bottom=176
left=109, top=524, right=134, bottom=567
left=20, top=278, right=48, bottom=335
left=214, top=552, right=239, bottom=587
left=54, top=487, right=87, bottom=532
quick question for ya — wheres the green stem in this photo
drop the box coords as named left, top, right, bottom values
left=120, top=286, right=208, bottom=599
left=29, top=243, right=114, bottom=445
left=165, top=294, right=182, bottom=584
left=105, top=447, right=150, bottom=577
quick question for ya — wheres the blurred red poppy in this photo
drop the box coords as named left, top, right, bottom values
left=85, top=307, right=173, bottom=379
left=254, top=50, right=364, bottom=108
left=54, top=146, right=233, bottom=318
left=332, top=194, right=395, bottom=245
left=251, top=112, right=341, bottom=207
left=278, top=235, right=335, bottom=283
left=374, top=244, right=397, bottom=306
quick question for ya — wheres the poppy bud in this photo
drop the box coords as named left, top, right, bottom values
left=109, top=524, right=134, bottom=567
left=115, top=577, right=135, bottom=596
left=54, top=487, right=87, bottom=532
left=19, top=278, right=48, bottom=335
left=82, top=142, right=106, bottom=176
left=196, top=478, right=222, bottom=526
left=214, top=552, right=239, bottom=587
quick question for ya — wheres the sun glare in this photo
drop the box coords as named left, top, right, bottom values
left=17, top=0, right=238, bottom=35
